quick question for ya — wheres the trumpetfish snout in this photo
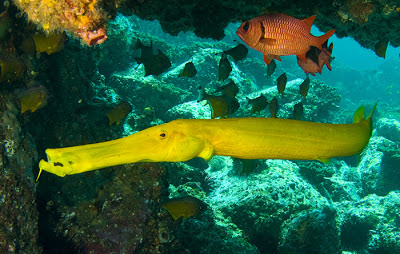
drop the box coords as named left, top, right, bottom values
left=37, top=121, right=215, bottom=179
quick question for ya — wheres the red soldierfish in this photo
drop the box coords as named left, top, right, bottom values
left=297, top=41, right=333, bottom=76
left=236, top=13, right=335, bottom=65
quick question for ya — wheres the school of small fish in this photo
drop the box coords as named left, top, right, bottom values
left=120, top=13, right=339, bottom=121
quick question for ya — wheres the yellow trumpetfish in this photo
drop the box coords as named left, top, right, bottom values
left=37, top=104, right=376, bottom=180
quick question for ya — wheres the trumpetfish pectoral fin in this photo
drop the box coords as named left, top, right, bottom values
left=197, top=141, right=214, bottom=161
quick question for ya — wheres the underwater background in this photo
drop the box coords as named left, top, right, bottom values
left=1, top=0, right=400, bottom=253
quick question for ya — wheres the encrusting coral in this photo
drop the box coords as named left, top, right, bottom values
left=11, top=0, right=108, bottom=45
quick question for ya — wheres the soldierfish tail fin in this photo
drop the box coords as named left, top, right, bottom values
left=317, top=29, right=335, bottom=50
left=328, top=42, right=334, bottom=54
left=322, top=40, right=328, bottom=50
left=324, top=43, right=334, bottom=71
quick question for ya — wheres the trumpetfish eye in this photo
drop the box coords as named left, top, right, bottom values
left=159, top=131, right=167, bottom=139
left=242, top=22, right=250, bottom=32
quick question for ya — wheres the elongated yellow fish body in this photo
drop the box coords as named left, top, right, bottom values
left=38, top=105, right=376, bottom=179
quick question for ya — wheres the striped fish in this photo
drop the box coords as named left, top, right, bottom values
left=236, top=13, right=335, bottom=65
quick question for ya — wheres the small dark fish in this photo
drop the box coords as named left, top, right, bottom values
left=198, top=87, right=239, bottom=119
left=215, top=81, right=239, bottom=98
left=15, top=85, right=48, bottom=113
left=269, top=96, right=279, bottom=118
left=218, top=53, right=232, bottom=81
left=144, top=50, right=171, bottom=76
left=0, top=8, right=11, bottom=41
left=223, top=43, right=248, bottom=62
left=292, top=102, right=304, bottom=120
left=374, top=39, right=389, bottom=59
left=266, top=59, right=277, bottom=79
left=135, top=40, right=171, bottom=76
left=299, top=76, right=310, bottom=98
left=21, top=32, right=67, bottom=55
left=106, top=101, right=132, bottom=126
left=134, top=39, right=153, bottom=60
left=247, top=94, right=268, bottom=115
left=161, top=196, right=207, bottom=220
left=179, top=61, right=197, bottom=78
left=239, top=159, right=258, bottom=175
left=0, top=58, right=25, bottom=82
left=277, top=73, right=287, bottom=96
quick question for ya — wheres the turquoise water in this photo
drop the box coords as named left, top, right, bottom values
left=3, top=8, right=400, bottom=254
left=49, top=14, right=397, bottom=253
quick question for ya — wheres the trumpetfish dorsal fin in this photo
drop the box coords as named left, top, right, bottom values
left=353, top=105, right=365, bottom=123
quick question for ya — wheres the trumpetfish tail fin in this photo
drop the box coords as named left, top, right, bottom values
left=367, top=103, right=378, bottom=120
left=353, top=103, right=378, bottom=123
left=367, top=103, right=378, bottom=137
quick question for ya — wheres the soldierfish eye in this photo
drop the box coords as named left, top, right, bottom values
left=243, top=22, right=250, bottom=32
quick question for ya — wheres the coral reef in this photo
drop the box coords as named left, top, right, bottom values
left=1, top=7, right=399, bottom=253
left=279, top=207, right=340, bottom=253
left=337, top=192, right=400, bottom=253
left=0, top=94, right=41, bottom=253
left=376, top=118, right=400, bottom=142
left=356, top=136, right=400, bottom=196
left=55, top=163, right=170, bottom=253
left=206, top=158, right=331, bottom=252
left=12, top=0, right=108, bottom=45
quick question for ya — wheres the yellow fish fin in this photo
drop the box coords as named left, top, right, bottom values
left=20, top=103, right=28, bottom=113
left=197, top=141, right=214, bottom=161
left=36, top=168, right=43, bottom=182
left=317, top=158, right=330, bottom=163
left=353, top=105, right=365, bottom=123
left=367, top=103, right=378, bottom=120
